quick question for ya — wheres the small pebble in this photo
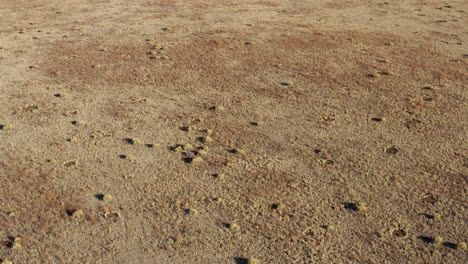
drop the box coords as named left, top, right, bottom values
left=229, top=223, right=241, bottom=232
left=187, top=208, right=198, bottom=216
left=355, top=202, right=368, bottom=211
left=272, top=203, right=285, bottom=211
left=123, top=154, right=135, bottom=161
left=103, top=194, right=113, bottom=202
left=181, top=125, right=195, bottom=132
left=54, top=93, right=68, bottom=98
left=212, top=106, right=225, bottom=112
left=248, top=258, right=260, bottom=264
left=72, top=209, right=84, bottom=217
left=11, top=237, right=22, bottom=249
left=457, top=242, right=467, bottom=251
left=71, top=120, right=86, bottom=126
left=433, top=236, right=443, bottom=245
left=233, top=148, right=246, bottom=155
left=191, top=157, right=203, bottom=164
left=130, top=138, right=143, bottom=145
left=379, top=71, right=396, bottom=76
left=251, top=121, right=264, bottom=126
left=183, top=144, right=194, bottom=151
left=1, top=124, right=13, bottom=131
left=280, top=81, right=293, bottom=87
left=174, top=146, right=183, bottom=152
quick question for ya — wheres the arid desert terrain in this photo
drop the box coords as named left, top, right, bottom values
left=0, top=0, right=467, bottom=263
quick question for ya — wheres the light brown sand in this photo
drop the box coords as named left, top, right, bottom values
left=0, top=0, right=467, bottom=263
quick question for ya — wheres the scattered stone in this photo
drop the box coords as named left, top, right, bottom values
left=370, top=117, right=386, bottom=122
left=67, top=137, right=78, bottom=143
left=174, top=146, right=184, bottom=152
left=181, top=125, right=195, bottom=132
left=229, top=223, right=241, bottom=232
left=130, top=138, right=143, bottom=145
left=72, top=209, right=84, bottom=217
left=251, top=121, right=264, bottom=126
left=433, top=236, right=443, bottom=245
left=0, top=124, right=13, bottom=131
left=345, top=202, right=368, bottom=212
left=272, top=203, right=285, bottom=211
left=28, top=65, right=39, bottom=69
left=183, top=144, right=194, bottom=151
left=1, top=259, right=13, bottom=264
left=355, top=202, right=368, bottom=211
left=120, top=154, right=135, bottom=161
left=150, top=44, right=163, bottom=50
left=191, top=157, right=203, bottom=164
left=392, top=229, right=407, bottom=238
left=214, top=173, right=225, bottom=180
left=200, top=146, right=209, bottom=151
left=197, top=150, right=208, bottom=155
left=385, top=146, right=399, bottom=155
left=422, top=86, right=435, bottom=90
left=379, top=71, right=396, bottom=76
left=11, top=237, right=22, bottom=249
left=457, top=242, right=467, bottom=251
left=231, top=148, right=246, bottom=155
left=23, top=104, right=38, bottom=112
left=280, top=81, right=293, bottom=87
left=102, top=194, right=113, bottom=202
left=211, top=105, right=225, bottom=112
left=62, top=160, right=77, bottom=168
left=248, top=258, right=260, bottom=264
left=433, top=213, right=441, bottom=221
left=54, top=93, right=68, bottom=98
left=71, top=120, right=86, bottom=126
left=326, top=225, right=336, bottom=232
left=186, top=208, right=198, bottom=216
left=203, top=136, right=213, bottom=143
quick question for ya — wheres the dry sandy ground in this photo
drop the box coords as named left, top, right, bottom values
left=0, top=0, right=467, bottom=263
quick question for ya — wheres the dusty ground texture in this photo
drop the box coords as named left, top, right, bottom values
left=0, top=0, right=467, bottom=263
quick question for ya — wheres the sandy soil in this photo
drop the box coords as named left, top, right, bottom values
left=0, top=0, right=467, bottom=263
